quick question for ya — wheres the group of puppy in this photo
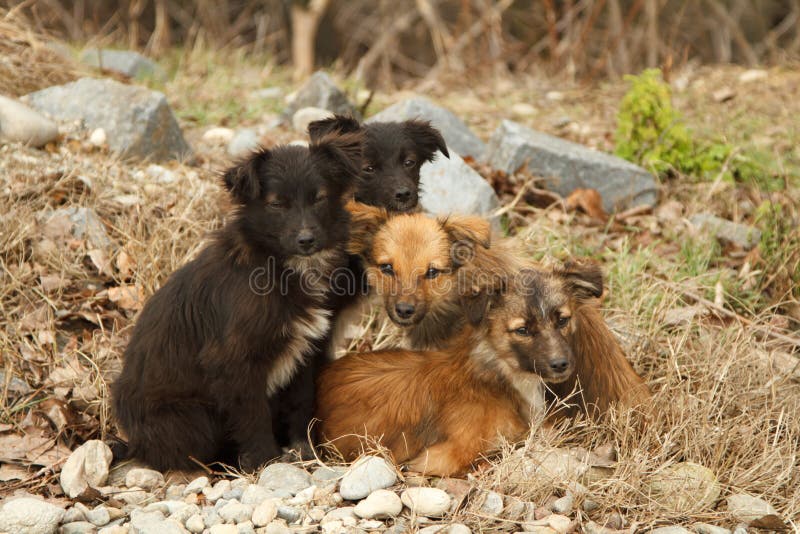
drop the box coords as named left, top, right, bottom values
left=112, top=115, right=652, bottom=477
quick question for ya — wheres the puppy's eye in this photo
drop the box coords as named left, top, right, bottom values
left=314, top=192, right=328, bottom=204
left=513, top=326, right=530, bottom=336
left=268, top=199, right=286, bottom=209
left=363, top=165, right=375, bottom=174
left=556, top=315, right=571, bottom=328
left=379, top=264, right=394, bottom=276
left=403, top=159, right=416, bottom=168
left=424, top=267, right=440, bottom=279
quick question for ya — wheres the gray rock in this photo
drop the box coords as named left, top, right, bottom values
left=400, top=487, right=452, bottom=517
left=129, top=509, right=186, bottom=534
left=115, top=489, right=149, bottom=506
left=252, top=500, right=278, bottom=527
left=339, top=456, right=397, bottom=501
left=80, top=49, right=167, bottom=81
left=224, top=486, right=245, bottom=501
left=169, top=503, right=201, bottom=525
left=353, top=489, right=402, bottom=519
left=241, top=484, right=274, bottom=506
left=202, top=508, right=222, bottom=528
left=650, top=527, right=692, bottom=534
left=321, top=507, right=357, bottom=526
left=63, top=507, right=87, bottom=523
left=125, top=468, right=164, bottom=491
left=285, top=71, right=357, bottom=118
left=0, top=95, right=59, bottom=147
left=419, top=150, right=499, bottom=219
left=486, top=120, right=658, bottom=211
left=185, top=513, right=205, bottom=533
left=276, top=505, right=301, bottom=524
left=310, top=466, right=346, bottom=486
left=292, top=107, right=333, bottom=134
left=727, top=494, right=783, bottom=526
left=26, top=78, right=190, bottom=161
left=694, top=523, right=731, bottom=534
left=61, top=521, right=97, bottom=534
left=478, top=491, right=504, bottom=516
left=550, top=494, right=573, bottom=515
left=367, top=97, right=486, bottom=159
left=228, top=128, right=260, bottom=158
left=60, top=440, right=113, bottom=499
left=257, top=463, right=312, bottom=496
left=0, top=497, right=64, bottom=534
left=648, top=462, right=720, bottom=513
left=237, top=520, right=255, bottom=534
left=218, top=501, right=253, bottom=524
left=690, top=214, right=762, bottom=250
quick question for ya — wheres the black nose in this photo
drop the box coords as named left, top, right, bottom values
left=549, top=358, right=570, bottom=373
left=395, top=188, right=412, bottom=204
left=296, top=230, right=316, bottom=251
left=395, top=302, right=415, bottom=319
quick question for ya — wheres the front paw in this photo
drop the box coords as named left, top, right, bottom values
left=281, top=439, right=315, bottom=462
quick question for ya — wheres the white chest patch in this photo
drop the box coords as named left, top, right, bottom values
left=510, top=373, right=546, bottom=418
left=266, top=307, right=331, bottom=395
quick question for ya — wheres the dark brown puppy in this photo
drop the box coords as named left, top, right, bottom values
left=112, top=132, right=362, bottom=471
left=308, top=115, right=448, bottom=213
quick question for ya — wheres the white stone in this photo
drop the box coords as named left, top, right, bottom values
left=228, top=128, right=260, bottom=158
left=183, top=476, right=209, bottom=495
left=650, top=527, right=692, bottom=534
left=203, top=127, right=235, bottom=144
left=400, top=487, right=452, bottom=517
left=218, top=501, right=253, bottom=524
left=209, top=525, right=238, bottom=534
left=60, top=440, right=113, bottom=498
left=321, top=506, right=358, bottom=526
left=354, top=489, right=402, bottom=519
left=447, top=524, right=472, bottom=534
left=204, top=480, right=232, bottom=502
left=479, top=491, right=503, bottom=516
left=339, top=456, right=398, bottom=501
left=252, top=500, right=278, bottom=527
left=89, top=127, right=107, bottom=147
left=263, top=519, right=292, bottom=534
left=85, top=505, right=111, bottom=526
left=727, top=493, right=782, bottom=524
left=98, top=526, right=128, bottom=534
left=551, top=494, right=573, bottom=514
left=241, top=484, right=273, bottom=506
left=286, top=485, right=316, bottom=506
left=694, top=523, right=731, bottom=534
left=0, top=497, right=65, bottom=534
left=292, top=107, right=334, bottom=134
left=258, top=463, right=312, bottom=496
left=185, top=513, right=204, bottom=533
left=738, top=69, right=768, bottom=84
left=419, top=151, right=499, bottom=220
left=125, top=468, right=164, bottom=491
left=0, top=95, right=59, bottom=148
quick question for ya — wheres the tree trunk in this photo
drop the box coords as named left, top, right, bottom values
left=291, top=0, right=331, bottom=81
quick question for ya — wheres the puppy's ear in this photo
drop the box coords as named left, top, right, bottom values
left=346, top=201, right=389, bottom=256
left=310, top=131, right=364, bottom=191
left=222, top=149, right=269, bottom=203
left=308, top=114, right=362, bottom=142
left=404, top=120, right=449, bottom=161
left=439, top=215, right=491, bottom=266
left=460, top=289, right=491, bottom=326
left=559, top=259, right=604, bottom=301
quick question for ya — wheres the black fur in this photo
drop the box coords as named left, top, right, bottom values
left=112, top=133, right=362, bottom=471
left=309, top=115, right=449, bottom=213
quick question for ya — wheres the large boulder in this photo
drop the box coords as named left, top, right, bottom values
left=285, top=71, right=358, bottom=119
left=486, top=120, right=657, bottom=212
left=0, top=95, right=59, bottom=148
left=80, top=49, right=167, bottom=81
left=367, top=97, right=486, bottom=159
left=0, top=497, right=64, bottom=534
left=419, top=151, right=499, bottom=220
left=25, top=77, right=190, bottom=161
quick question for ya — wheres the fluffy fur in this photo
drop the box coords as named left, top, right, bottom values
left=112, top=132, right=362, bottom=471
left=308, top=115, right=449, bottom=213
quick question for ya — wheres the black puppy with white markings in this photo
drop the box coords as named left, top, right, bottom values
left=112, top=131, right=363, bottom=471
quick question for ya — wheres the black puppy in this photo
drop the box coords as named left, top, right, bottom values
left=112, top=132, right=362, bottom=471
left=308, top=115, right=449, bottom=212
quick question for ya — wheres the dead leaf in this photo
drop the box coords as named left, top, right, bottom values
left=0, top=428, right=70, bottom=466
left=750, top=515, right=788, bottom=530
left=107, top=285, right=145, bottom=311
left=87, top=248, right=113, bottom=277
left=41, top=212, right=73, bottom=241
left=0, top=463, right=29, bottom=482
left=40, top=274, right=68, bottom=292
left=116, top=250, right=135, bottom=278
left=565, top=188, right=609, bottom=221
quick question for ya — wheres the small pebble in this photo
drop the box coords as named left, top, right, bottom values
left=184, top=476, right=209, bottom=495
left=252, top=500, right=278, bottom=527
left=264, top=519, right=292, bottom=534
left=86, top=505, right=111, bottom=526
left=210, top=524, right=238, bottom=534
left=551, top=493, right=573, bottom=514
left=204, top=480, right=232, bottom=502
left=354, top=489, right=402, bottom=519
left=60, top=521, right=97, bottom=534
left=339, top=456, right=398, bottom=501
left=241, top=484, right=273, bottom=506
left=218, top=501, right=253, bottom=523
left=165, top=484, right=185, bottom=500
left=694, top=523, right=732, bottom=534
left=125, top=468, right=164, bottom=491
left=277, top=505, right=301, bottom=524
left=400, top=487, right=452, bottom=517
left=237, top=520, right=256, bottom=534
left=479, top=491, right=503, bottom=516
left=186, top=513, right=205, bottom=533
left=98, top=526, right=128, bottom=534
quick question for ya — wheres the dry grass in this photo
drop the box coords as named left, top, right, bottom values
left=0, top=8, right=81, bottom=97
left=1, top=42, right=799, bottom=531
